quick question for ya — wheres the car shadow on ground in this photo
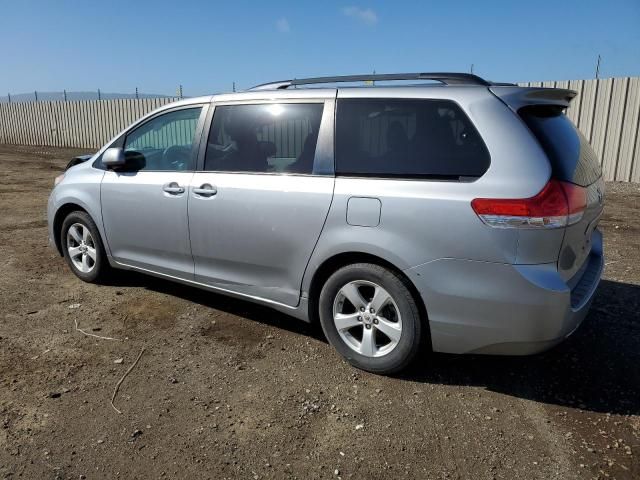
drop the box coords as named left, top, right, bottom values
left=403, top=279, right=640, bottom=415
left=113, top=273, right=639, bottom=415
left=106, top=271, right=324, bottom=339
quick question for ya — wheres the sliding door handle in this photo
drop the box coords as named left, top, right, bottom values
left=193, top=184, right=217, bottom=197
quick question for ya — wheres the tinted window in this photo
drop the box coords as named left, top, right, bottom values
left=519, top=105, right=602, bottom=186
left=123, top=107, right=202, bottom=171
left=335, top=99, right=490, bottom=179
left=205, top=103, right=324, bottom=174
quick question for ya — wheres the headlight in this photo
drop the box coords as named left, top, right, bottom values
left=54, top=173, right=65, bottom=187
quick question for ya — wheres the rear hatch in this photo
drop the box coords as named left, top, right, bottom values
left=518, top=105, right=604, bottom=280
left=489, top=87, right=605, bottom=281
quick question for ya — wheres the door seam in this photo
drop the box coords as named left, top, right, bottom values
left=185, top=171, right=197, bottom=280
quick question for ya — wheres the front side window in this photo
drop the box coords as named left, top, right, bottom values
left=335, top=99, right=490, bottom=179
left=204, top=103, right=324, bottom=174
left=123, top=107, right=202, bottom=171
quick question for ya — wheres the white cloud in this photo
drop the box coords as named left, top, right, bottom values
left=276, top=18, right=290, bottom=33
left=342, top=6, right=378, bottom=26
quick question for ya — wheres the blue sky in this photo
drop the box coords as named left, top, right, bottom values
left=1, top=0, right=639, bottom=96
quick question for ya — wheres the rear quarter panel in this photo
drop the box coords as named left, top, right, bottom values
left=302, top=86, right=554, bottom=296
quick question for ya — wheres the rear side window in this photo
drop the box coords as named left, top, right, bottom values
left=205, top=103, right=324, bottom=174
left=519, top=105, right=602, bottom=187
left=335, top=99, right=490, bottom=179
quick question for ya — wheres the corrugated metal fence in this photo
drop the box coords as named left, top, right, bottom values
left=1, top=77, right=639, bottom=181
left=0, top=97, right=178, bottom=150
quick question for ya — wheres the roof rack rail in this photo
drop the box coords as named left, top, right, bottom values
left=249, top=72, right=492, bottom=91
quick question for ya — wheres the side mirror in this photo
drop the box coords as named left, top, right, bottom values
left=102, top=147, right=126, bottom=168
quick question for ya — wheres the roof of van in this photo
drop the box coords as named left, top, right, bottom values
left=171, top=73, right=574, bottom=109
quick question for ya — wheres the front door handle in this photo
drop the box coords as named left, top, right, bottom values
left=193, top=184, right=217, bottom=197
left=163, top=182, right=185, bottom=195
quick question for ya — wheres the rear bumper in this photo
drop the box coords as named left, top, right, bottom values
left=405, top=230, right=603, bottom=355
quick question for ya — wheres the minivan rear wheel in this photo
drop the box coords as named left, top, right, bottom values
left=318, top=263, right=423, bottom=374
left=61, top=211, right=109, bottom=283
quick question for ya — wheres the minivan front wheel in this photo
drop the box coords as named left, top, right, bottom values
left=61, top=211, right=108, bottom=283
left=319, top=263, right=423, bottom=374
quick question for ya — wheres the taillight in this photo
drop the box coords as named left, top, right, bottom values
left=471, top=179, right=587, bottom=229
left=561, top=181, right=588, bottom=225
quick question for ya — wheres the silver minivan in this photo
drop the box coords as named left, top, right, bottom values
left=48, top=73, right=604, bottom=374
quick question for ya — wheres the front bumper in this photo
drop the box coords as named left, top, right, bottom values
left=405, top=230, right=604, bottom=355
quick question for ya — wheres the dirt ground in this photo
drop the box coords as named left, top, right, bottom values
left=0, top=144, right=638, bottom=480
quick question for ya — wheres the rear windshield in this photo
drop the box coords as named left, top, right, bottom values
left=335, top=99, right=490, bottom=179
left=519, top=105, right=601, bottom=187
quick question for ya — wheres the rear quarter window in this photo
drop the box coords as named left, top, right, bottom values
left=335, top=99, right=490, bottom=179
left=519, top=105, right=602, bottom=187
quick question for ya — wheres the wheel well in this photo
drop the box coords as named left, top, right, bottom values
left=52, top=203, right=88, bottom=256
left=307, top=252, right=429, bottom=336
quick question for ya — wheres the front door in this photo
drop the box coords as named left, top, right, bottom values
left=188, top=100, right=335, bottom=306
left=101, top=106, right=205, bottom=278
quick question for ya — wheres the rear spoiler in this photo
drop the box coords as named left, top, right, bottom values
left=489, top=86, right=577, bottom=111
left=65, top=154, right=94, bottom=171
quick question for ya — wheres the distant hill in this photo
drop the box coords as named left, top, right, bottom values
left=0, top=91, right=174, bottom=103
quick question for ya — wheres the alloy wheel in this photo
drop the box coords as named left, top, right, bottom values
left=332, top=280, right=402, bottom=358
left=66, top=223, right=96, bottom=273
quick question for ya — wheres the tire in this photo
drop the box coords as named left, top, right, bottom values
left=318, top=263, right=423, bottom=374
left=61, top=211, right=109, bottom=283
